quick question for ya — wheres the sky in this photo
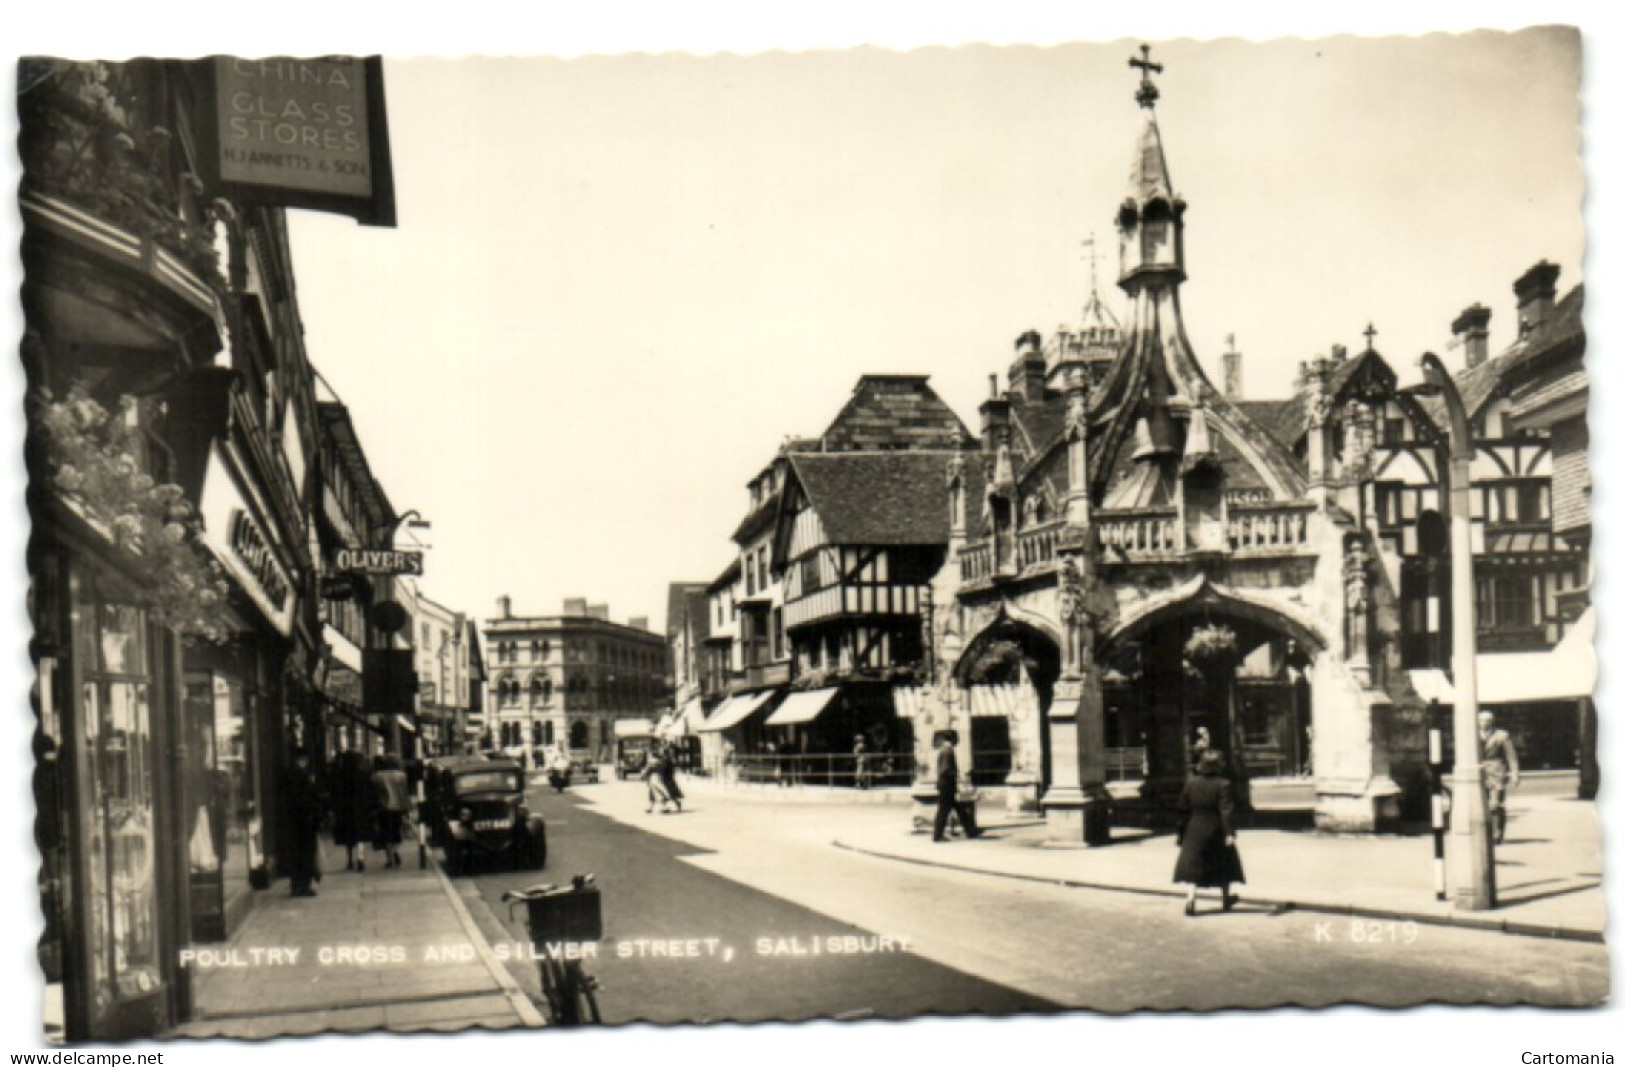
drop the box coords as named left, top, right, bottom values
left=2, top=4, right=1620, bottom=1061
left=284, top=31, right=1583, bottom=635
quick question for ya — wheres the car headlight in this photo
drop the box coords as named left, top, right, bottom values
left=458, top=807, right=473, bottom=823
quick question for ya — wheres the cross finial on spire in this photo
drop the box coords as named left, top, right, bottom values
left=1080, top=232, right=1100, bottom=294
left=1363, top=322, right=1378, bottom=351
left=1129, top=44, right=1163, bottom=109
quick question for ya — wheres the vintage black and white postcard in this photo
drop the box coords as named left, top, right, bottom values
left=5, top=13, right=1617, bottom=1062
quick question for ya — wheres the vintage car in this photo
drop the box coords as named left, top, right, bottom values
left=422, top=756, right=546, bottom=875
left=571, top=758, right=600, bottom=785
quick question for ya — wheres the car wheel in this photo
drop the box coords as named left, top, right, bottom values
left=444, top=844, right=464, bottom=877
left=531, top=826, right=548, bottom=870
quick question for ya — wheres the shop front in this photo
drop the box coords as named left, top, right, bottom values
left=32, top=524, right=195, bottom=1041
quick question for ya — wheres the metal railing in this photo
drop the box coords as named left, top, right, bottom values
left=710, top=752, right=916, bottom=789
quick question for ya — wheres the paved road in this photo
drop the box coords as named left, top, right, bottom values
left=460, top=786, right=1056, bottom=1024
left=457, top=779, right=1608, bottom=1024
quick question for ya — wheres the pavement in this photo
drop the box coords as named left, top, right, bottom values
left=561, top=775, right=1608, bottom=1010
left=825, top=786, right=1607, bottom=942
left=167, top=840, right=543, bottom=1038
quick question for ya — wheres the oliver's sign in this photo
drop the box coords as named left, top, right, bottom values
left=333, top=548, right=423, bottom=576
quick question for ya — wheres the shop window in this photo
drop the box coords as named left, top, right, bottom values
left=72, top=579, right=161, bottom=1012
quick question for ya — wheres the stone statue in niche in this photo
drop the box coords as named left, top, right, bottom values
left=1057, top=555, right=1092, bottom=672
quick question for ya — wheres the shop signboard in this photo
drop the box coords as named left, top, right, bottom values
left=208, top=56, right=397, bottom=226
left=333, top=547, right=423, bottom=576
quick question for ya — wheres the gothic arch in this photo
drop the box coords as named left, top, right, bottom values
left=1101, top=574, right=1327, bottom=656
left=953, top=603, right=1065, bottom=687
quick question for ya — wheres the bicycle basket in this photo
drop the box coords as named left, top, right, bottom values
left=523, top=886, right=603, bottom=943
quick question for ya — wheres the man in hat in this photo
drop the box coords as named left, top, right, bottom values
left=283, top=748, right=324, bottom=897
left=932, top=731, right=980, bottom=842
left=1478, top=711, right=1520, bottom=844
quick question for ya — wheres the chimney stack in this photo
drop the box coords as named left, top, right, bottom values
left=1330, top=344, right=1348, bottom=364
left=1451, top=303, right=1493, bottom=369
left=496, top=594, right=512, bottom=619
left=629, top=615, right=649, bottom=631
left=1007, top=330, right=1047, bottom=402
left=587, top=603, right=610, bottom=621
left=563, top=597, right=588, bottom=616
left=1514, top=261, right=1560, bottom=339
left=1221, top=335, right=1243, bottom=399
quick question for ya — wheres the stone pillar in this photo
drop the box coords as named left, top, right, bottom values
left=1304, top=358, right=1335, bottom=508
left=1045, top=553, right=1110, bottom=844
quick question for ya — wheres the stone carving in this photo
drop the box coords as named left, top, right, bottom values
left=1342, top=399, right=1372, bottom=478
left=1057, top=555, right=1093, bottom=670
left=1343, top=535, right=1370, bottom=613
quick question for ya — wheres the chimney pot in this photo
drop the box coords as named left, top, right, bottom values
left=1451, top=303, right=1493, bottom=368
left=1513, top=261, right=1560, bottom=339
left=497, top=595, right=512, bottom=619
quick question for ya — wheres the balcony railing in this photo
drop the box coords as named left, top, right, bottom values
left=960, top=541, right=994, bottom=582
left=1227, top=504, right=1313, bottom=552
left=20, top=60, right=221, bottom=293
left=1015, top=519, right=1064, bottom=570
left=1096, top=509, right=1179, bottom=557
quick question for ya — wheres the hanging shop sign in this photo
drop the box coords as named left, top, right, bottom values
left=333, top=547, right=423, bottom=576
left=207, top=56, right=397, bottom=227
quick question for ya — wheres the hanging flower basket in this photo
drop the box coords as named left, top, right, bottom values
left=35, top=384, right=235, bottom=644
left=966, top=639, right=1026, bottom=685
left=1183, top=623, right=1238, bottom=665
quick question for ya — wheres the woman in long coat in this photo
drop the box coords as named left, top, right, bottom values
left=1174, top=749, right=1245, bottom=915
left=330, top=750, right=374, bottom=872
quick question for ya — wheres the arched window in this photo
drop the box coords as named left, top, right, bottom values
left=529, top=675, right=545, bottom=705
left=569, top=720, right=589, bottom=749
left=542, top=721, right=555, bottom=747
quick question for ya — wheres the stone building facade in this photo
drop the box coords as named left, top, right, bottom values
left=913, top=57, right=1590, bottom=840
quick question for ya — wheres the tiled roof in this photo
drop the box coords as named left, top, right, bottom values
left=731, top=490, right=781, bottom=545
left=819, top=375, right=972, bottom=452
left=665, top=582, right=708, bottom=638
left=1233, top=398, right=1306, bottom=453
left=789, top=450, right=965, bottom=545
left=707, top=556, right=742, bottom=592
left=1435, top=284, right=1585, bottom=422
left=1010, top=394, right=1067, bottom=472
left=1509, top=366, right=1586, bottom=423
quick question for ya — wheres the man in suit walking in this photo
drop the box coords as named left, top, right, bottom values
left=932, top=731, right=980, bottom=842
left=1478, top=711, right=1521, bottom=845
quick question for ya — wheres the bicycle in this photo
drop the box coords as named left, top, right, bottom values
left=501, top=873, right=603, bottom=1025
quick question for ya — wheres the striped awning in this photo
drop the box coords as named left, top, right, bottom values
left=698, top=689, right=779, bottom=733
left=765, top=687, right=841, bottom=727
left=967, top=684, right=1026, bottom=717
left=891, top=686, right=924, bottom=719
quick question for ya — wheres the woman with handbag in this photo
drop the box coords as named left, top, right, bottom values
left=1173, top=749, right=1246, bottom=916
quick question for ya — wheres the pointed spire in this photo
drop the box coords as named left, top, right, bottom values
left=1126, top=115, right=1176, bottom=206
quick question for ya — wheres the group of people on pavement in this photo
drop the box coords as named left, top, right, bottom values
left=280, top=747, right=416, bottom=898
left=641, top=740, right=686, bottom=814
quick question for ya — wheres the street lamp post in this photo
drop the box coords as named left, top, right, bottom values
left=1409, top=352, right=1496, bottom=910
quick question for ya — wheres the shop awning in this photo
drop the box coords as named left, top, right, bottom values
left=1407, top=669, right=1456, bottom=704
left=698, top=689, right=779, bottom=732
left=891, top=686, right=923, bottom=719
left=1408, top=610, right=1595, bottom=705
left=765, top=687, right=840, bottom=727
